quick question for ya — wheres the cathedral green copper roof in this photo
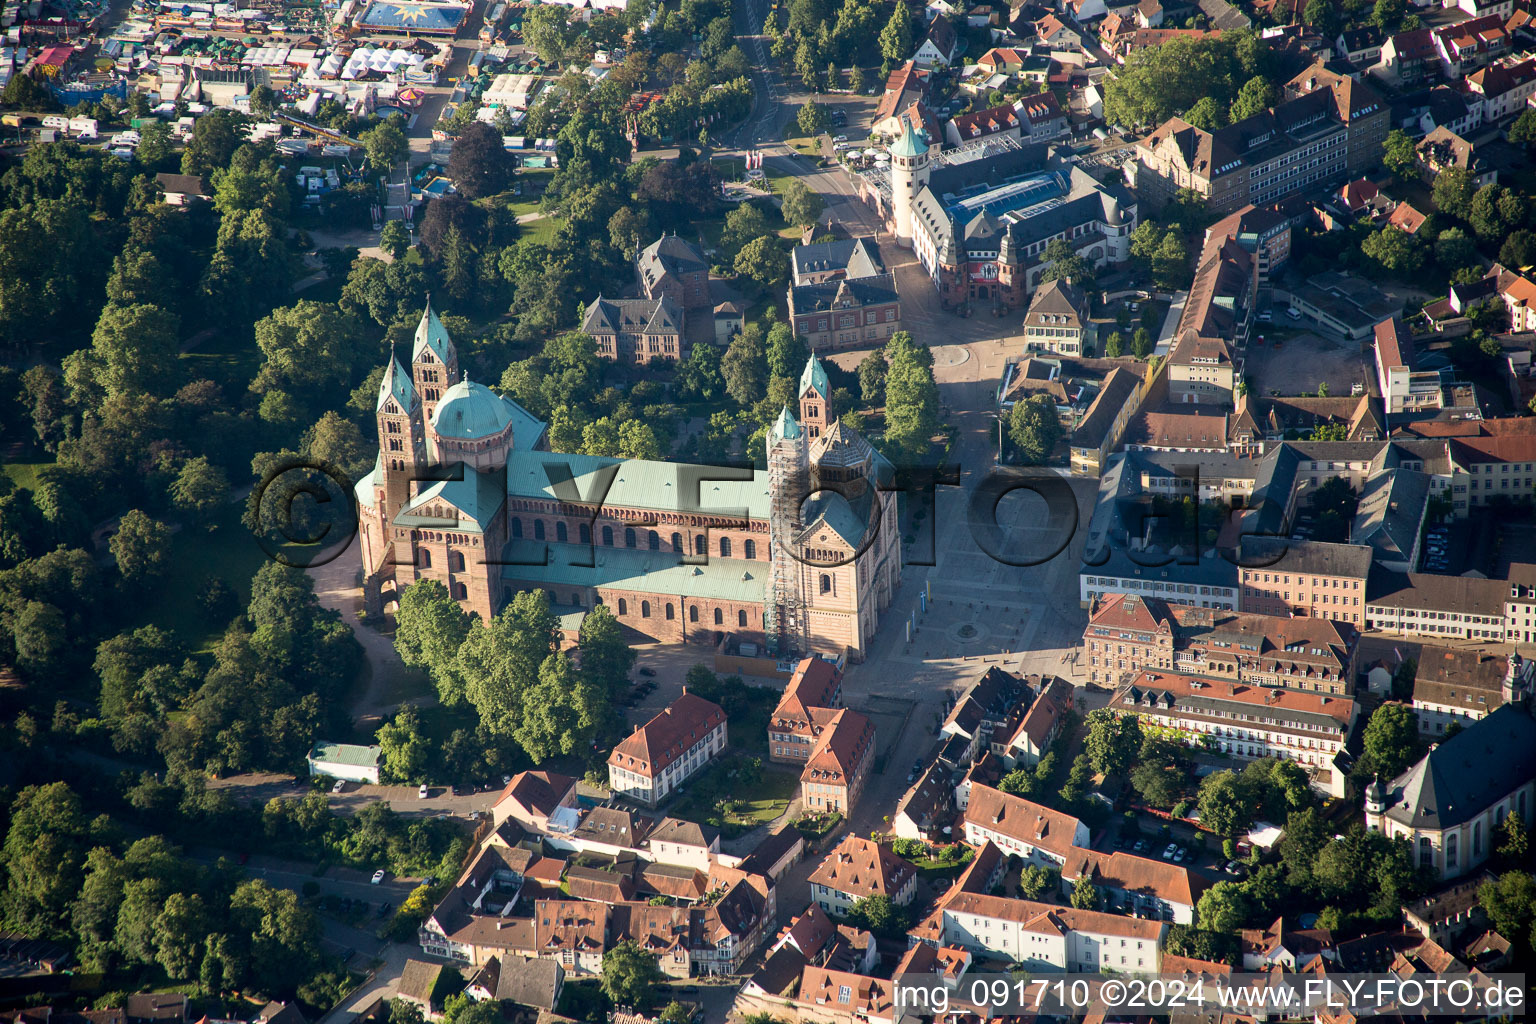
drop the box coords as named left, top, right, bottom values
left=889, top=115, right=928, bottom=159
left=501, top=540, right=767, bottom=604
left=432, top=379, right=516, bottom=439
left=800, top=354, right=829, bottom=399
left=377, top=355, right=416, bottom=411
left=503, top=449, right=772, bottom=521
left=413, top=298, right=455, bottom=366
left=771, top=405, right=802, bottom=442
left=394, top=470, right=507, bottom=533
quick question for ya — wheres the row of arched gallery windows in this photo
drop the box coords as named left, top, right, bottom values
left=510, top=517, right=757, bottom=559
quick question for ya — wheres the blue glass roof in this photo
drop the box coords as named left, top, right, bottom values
left=946, top=171, right=1066, bottom=222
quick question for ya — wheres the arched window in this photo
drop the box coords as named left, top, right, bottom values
left=641, top=601, right=651, bottom=618
left=511, top=518, right=523, bottom=539
left=1474, top=821, right=1484, bottom=858
left=744, top=539, right=756, bottom=559
left=737, top=609, right=747, bottom=627
left=557, top=522, right=568, bottom=542
left=573, top=593, right=584, bottom=607
left=695, top=534, right=707, bottom=555
left=419, top=549, right=433, bottom=568
left=1446, top=833, right=1459, bottom=870
left=689, top=606, right=699, bottom=623
left=820, top=574, right=832, bottom=594
left=618, top=598, right=628, bottom=615
left=580, top=523, right=591, bottom=544
left=451, top=551, right=465, bottom=572
left=649, top=531, right=660, bottom=550
left=603, top=526, right=614, bottom=546
left=713, top=608, right=724, bottom=626
left=720, top=537, right=732, bottom=558
left=665, top=603, right=674, bottom=620
left=671, top=532, right=683, bottom=552
left=1418, top=836, right=1434, bottom=869
left=534, top=520, right=545, bottom=540
left=451, top=581, right=467, bottom=600
left=625, top=527, right=636, bottom=548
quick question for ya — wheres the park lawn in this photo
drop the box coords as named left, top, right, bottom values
left=2, top=459, right=51, bottom=491
left=517, top=214, right=563, bottom=247
left=670, top=757, right=798, bottom=837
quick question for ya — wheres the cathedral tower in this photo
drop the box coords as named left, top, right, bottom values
left=375, top=354, right=428, bottom=532
left=799, top=355, right=830, bottom=439
left=411, top=298, right=459, bottom=423
left=766, top=406, right=810, bottom=656
left=889, top=115, right=931, bottom=247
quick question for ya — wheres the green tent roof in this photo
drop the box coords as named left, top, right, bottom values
left=800, top=354, right=829, bottom=399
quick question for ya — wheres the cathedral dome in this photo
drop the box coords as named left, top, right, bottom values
left=431, top=379, right=516, bottom=440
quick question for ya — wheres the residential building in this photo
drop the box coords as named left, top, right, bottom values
left=1432, top=14, right=1511, bottom=77
left=1014, top=92, right=1070, bottom=142
left=999, top=675, right=1074, bottom=765
left=1487, top=263, right=1536, bottom=333
left=944, top=103, right=1022, bottom=147
left=396, top=961, right=448, bottom=1019
left=893, top=761, right=956, bottom=840
left=582, top=295, right=685, bottom=364
left=153, top=172, right=211, bottom=205
left=1377, top=28, right=1438, bottom=85
left=807, top=836, right=917, bottom=915
left=768, top=658, right=844, bottom=763
left=1111, top=669, right=1356, bottom=796
left=912, top=891, right=1165, bottom=970
left=1236, top=537, right=1373, bottom=626
left=1069, top=365, right=1153, bottom=474
left=1366, top=563, right=1536, bottom=643
left=1466, top=56, right=1536, bottom=121
left=1132, top=63, right=1387, bottom=216
left=491, top=770, right=579, bottom=833
left=1417, top=126, right=1497, bottom=187
left=1204, top=203, right=1292, bottom=285
left=607, top=693, right=728, bottom=806
left=1374, top=317, right=1446, bottom=419
left=1083, top=593, right=1359, bottom=693
left=1335, top=25, right=1385, bottom=66
left=473, top=956, right=564, bottom=1011
left=913, top=12, right=961, bottom=67
left=1289, top=271, right=1400, bottom=341
left=1021, top=278, right=1093, bottom=356
left=1411, top=647, right=1534, bottom=737
left=960, top=783, right=1090, bottom=865
left=801, top=708, right=876, bottom=814
left=1057, top=848, right=1210, bottom=924
left=1366, top=699, right=1536, bottom=879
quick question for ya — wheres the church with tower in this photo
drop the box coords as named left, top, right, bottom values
left=356, top=307, right=901, bottom=660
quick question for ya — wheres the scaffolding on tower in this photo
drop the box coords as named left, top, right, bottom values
left=765, top=415, right=810, bottom=659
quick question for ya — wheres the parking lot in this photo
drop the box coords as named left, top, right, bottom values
left=1244, top=309, right=1371, bottom=398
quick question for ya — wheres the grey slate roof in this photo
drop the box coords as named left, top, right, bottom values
left=1238, top=537, right=1375, bottom=580
left=789, top=275, right=899, bottom=314
left=495, top=955, right=563, bottom=1009
left=582, top=295, right=683, bottom=336
left=638, top=234, right=708, bottom=282
left=791, top=238, right=885, bottom=283
left=1353, top=467, right=1430, bottom=562
left=1381, top=703, right=1536, bottom=830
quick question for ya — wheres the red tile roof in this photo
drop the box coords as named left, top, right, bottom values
left=807, top=836, right=915, bottom=900
left=608, top=693, right=726, bottom=778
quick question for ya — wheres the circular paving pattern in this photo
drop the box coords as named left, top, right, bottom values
left=931, top=345, right=972, bottom=368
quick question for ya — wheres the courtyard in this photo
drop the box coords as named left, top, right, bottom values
left=1243, top=325, right=1372, bottom=399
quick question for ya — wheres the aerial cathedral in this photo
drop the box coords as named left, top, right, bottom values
left=356, top=307, right=901, bottom=660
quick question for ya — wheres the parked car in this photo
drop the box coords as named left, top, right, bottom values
left=1133, top=840, right=1147, bottom=853
left=1257, top=310, right=1273, bottom=322
left=377, top=902, right=392, bottom=918
left=1161, top=843, right=1178, bottom=860
left=331, top=779, right=345, bottom=794
left=418, top=784, right=430, bottom=799
left=371, top=869, right=386, bottom=884
left=1286, top=307, right=1302, bottom=320
left=638, top=667, right=656, bottom=677
left=424, top=875, right=438, bottom=887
